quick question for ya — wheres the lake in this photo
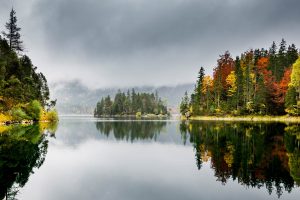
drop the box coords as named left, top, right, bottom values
left=1, top=116, right=300, bottom=200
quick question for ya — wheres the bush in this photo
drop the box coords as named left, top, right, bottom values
left=136, top=112, right=142, bottom=118
left=11, top=108, right=29, bottom=121
left=41, top=109, right=58, bottom=122
left=25, top=100, right=42, bottom=121
left=0, top=113, right=13, bottom=123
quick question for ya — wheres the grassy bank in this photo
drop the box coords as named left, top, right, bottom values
left=181, top=115, right=300, bottom=123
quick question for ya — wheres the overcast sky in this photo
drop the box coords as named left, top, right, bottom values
left=1, top=0, right=300, bottom=88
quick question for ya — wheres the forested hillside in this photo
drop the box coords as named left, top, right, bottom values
left=0, top=9, right=57, bottom=123
left=180, top=39, right=300, bottom=117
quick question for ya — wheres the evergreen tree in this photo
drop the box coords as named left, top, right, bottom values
left=254, top=74, right=267, bottom=114
left=286, top=44, right=298, bottom=67
left=285, top=86, right=297, bottom=110
left=234, top=56, right=244, bottom=110
left=192, top=67, right=205, bottom=115
left=277, top=38, right=287, bottom=80
left=2, top=8, right=23, bottom=52
left=268, top=41, right=278, bottom=80
left=180, top=91, right=190, bottom=115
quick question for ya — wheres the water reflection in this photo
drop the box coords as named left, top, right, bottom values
left=95, top=121, right=167, bottom=142
left=0, top=123, right=57, bottom=200
left=180, top=121, right=300, bottom=198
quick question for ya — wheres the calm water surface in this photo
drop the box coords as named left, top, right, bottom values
left=1, top=116, right=300, bottom=200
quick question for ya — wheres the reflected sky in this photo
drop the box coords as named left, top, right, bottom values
left=14, top=117, right=300, bottom=200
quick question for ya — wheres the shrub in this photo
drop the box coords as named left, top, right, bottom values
left=136, top=112, right=142, bottom=118
left=41, top=109, right=58, bottom=122
left=25, top=100, right=42, bottom=121
left=0, top=113, right=13, bottom=123
left=11, top=108, right=29, bottom=121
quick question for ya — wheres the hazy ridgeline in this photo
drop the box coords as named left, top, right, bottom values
left=50, top=80, right=194, bottom=114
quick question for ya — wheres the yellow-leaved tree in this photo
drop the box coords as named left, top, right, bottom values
left=226, top=71, right=237, bottom=97
left=290, top=57, right=300, bottom=100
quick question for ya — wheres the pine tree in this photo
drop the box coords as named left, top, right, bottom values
left=2, top=8, right=23, bottom=52
left=193, top=67, right=205, bottom=115
left=286, top=44, right=298, bottom=67
left=277, top=38, right=287, bottom=80
left=285, top=87, right=297, bottom=108
left=268, top=41, right=277, bottom=80
left=180, top=91, right=190, bottom=115
left=234, top=56, right=244, bottom=110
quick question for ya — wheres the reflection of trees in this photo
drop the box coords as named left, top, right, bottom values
left=95, top=121, right=167, bottom=142
left=0, top=123, right=56, bottom=200
left=285, top=125, right=300, bottom=186
left=180, top=121, right=299, bottom=197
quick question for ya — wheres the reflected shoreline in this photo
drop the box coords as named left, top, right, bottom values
left=0, top=122, right=57, bottom=200
left=180, top=121, right=300, bottom=198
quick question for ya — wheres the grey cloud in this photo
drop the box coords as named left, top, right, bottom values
left=1, top=0, right=300, bottom=87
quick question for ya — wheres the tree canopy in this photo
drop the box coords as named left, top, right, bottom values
left=94, top=89, right=168, bottom=116
left=0, top=9, right=55, bottom=122
left=180, top=40, right=299, bottom=116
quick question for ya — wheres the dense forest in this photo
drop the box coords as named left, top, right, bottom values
left=0, top=9, right=57, bottom=123
left=94, top=89, right=168, bottom=116
left=180, top=39, right=300, bottom=116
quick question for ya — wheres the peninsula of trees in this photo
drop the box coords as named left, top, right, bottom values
left=180, top=39, right=300, bottom=117
left=0, top=9, right=57, bottom=124
left=94, top=89, right=169, bottom=117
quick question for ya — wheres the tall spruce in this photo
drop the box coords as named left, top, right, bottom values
left=180, top=91, right=190, bottom=115
left=234, top=56, right=243, bottom=110
left=193, top=67, right=205, bottom=115
left=277, top=39, right=287, bottom=80
left=2, top=8, right=23, bottom=52
left=268, top=41, right=277, bottom=80
left=286, top=44, right=298, bottom=67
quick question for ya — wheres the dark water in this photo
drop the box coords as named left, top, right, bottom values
left=1, top=116, right=300, bottom=200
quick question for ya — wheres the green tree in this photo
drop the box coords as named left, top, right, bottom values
left=234, top=56, right=244, bottom=110
left=2, top=8, right=23, bottom=52
left=268, top=41, right=278, bottom=80
left=290, top=57, right=300, bottom=100
left=192, top=67, right=205, bottom=115
left=286, top=44, right=298, bottom=67
left=277, top=39, right=287, bottom=80
left=180, top=91, right=190, bottom=115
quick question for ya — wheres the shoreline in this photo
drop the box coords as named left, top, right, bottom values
left=94, top=114, right=170, bottom=118
left=181, top=115, right=300, bottom=123
left=0, top=119, right=58, bottom=126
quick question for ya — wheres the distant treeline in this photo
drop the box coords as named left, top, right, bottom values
left=94, top=89, right=168, bottom=116
left=181, top=39, right=300, bottom=116
left=0, top=9, right=56, bottom=122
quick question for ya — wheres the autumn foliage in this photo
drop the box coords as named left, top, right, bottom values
left=180, top=39, right=300, bottom=116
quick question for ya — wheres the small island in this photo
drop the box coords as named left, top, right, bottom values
left=180, top=40, right=300, bottom=122
left=94, top=89, right=169, bottom=118
left=0, top=9, right=57, bottom=125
